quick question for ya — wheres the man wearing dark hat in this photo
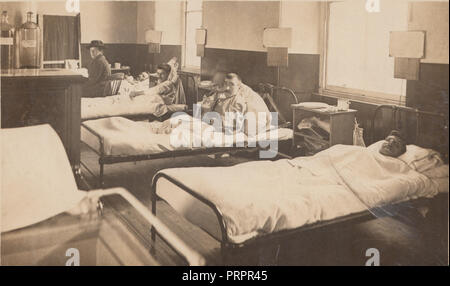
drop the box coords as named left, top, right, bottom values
left=83, top=40, right=111, bottom=97
left=379, top=130, right=407, bottom=157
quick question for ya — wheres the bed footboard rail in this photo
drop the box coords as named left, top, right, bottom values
left=80, top=122, right=106, bottom=187
left=89, top=188, right=205, bottom=266
left=258, top=83, right=299, bottom=129
left=151, top=171, right=233, bottom=258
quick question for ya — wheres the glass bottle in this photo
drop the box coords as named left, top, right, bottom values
left=1, top=11, right=15, bottom=70
left=16, top=12, right=41, bottom=69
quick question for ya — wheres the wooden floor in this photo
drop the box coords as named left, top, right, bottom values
left=80, top=145, right=449, bottom=266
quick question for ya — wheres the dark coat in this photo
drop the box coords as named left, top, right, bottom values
left=83, top=54, right=111, bottom=97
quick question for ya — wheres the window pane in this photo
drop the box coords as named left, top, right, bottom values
left=185, top=11, right=202, bottom=68
left=326, top=0, right=408, bottom=96
left=43, top=15, right=79, bottom=61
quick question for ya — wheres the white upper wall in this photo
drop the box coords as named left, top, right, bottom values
left=2, top=0, right=446, bottom=60
left=203, top=1, right=280, bottom=52
left=408, top=1, right=449, bottom=64
left=137, top=1, right=156, bottom=44
left=0, top=0, right=139, bottom=44
left=0, top=0, right=77, bottom=26
left=280, top=0, right=321, bottom=54
left=80, top=1, right=137, bottom=43
left=154, top=1, right=183, bottom=45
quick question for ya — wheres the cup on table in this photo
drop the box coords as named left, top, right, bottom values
left=114, top=62, right=121, bottom=69
left=337, top=98, right=350, bottom=111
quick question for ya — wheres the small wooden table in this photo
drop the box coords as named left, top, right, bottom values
left=292, top=105, right=357, bottom=154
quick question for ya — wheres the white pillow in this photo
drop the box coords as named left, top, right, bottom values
left=422, top=164, right=449, bottom=179
left=398, top=145, right=444, bottom=172
left=367, top=140, right=444, bottom=173
left=422, top=164, right=449, bottom=193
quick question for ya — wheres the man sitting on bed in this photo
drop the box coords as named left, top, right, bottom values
left=149, top=73, right=272, bottom=137
left=379, top=130, right=407, bottom=157
left=199, top=73, right=272, bottom=136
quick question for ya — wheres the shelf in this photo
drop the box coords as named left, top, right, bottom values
left=294, top=132, right=329, bottom=145
left=292, top=104, right=357, bottom=151
left=291, top=105, right=357, bottom=115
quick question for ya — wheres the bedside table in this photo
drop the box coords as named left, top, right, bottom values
left=291, top=105, right=357, bottom=154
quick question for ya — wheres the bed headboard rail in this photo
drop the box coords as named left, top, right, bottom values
left=257, top=83, right=298, bottom=127
left=371, top=105, right=449, bottom=162
left=178, top=71, right=199, bottom=106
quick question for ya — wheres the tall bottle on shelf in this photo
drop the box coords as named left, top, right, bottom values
left=16, top=12, right=41, bottom=69
left=1, top=11, right=15, bottom=70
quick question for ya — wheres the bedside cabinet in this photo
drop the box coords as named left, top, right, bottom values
left=291, top=105, right=357, bottom=154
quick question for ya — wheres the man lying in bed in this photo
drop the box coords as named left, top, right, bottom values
left=130, top=57, right=185, bottom=104
left=81, top=57, right=186, bottom=120
left=154, top=129, right=448, bottom=244
left=129, top=64, right=174, bottom=103
left=379, top=130, right=407, bottom=157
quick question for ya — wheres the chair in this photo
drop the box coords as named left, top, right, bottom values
left=103, top=73, right=125, bottom=97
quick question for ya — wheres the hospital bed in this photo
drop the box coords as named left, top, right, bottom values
left=150, top=105, right=449, bottom=264
left=1, top=125, right=204, bottom=266
left=80, top=84, right=298, bottom=187
left=80, top=72, right=196, bottom=122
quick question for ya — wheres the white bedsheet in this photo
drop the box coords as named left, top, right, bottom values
left=156, top=144, right=448, bottom=244
left=81, top=86, right=168, bottom=120
left=81, top=116, right=292, bottom=156
left=1, top=125, right=86, bottom=232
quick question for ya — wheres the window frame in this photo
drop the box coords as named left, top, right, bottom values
left=38, top=13, right=81, bottom=69
left=320, top=2, right=406, bottom=105
left=182, top=0, right=202, bottom=71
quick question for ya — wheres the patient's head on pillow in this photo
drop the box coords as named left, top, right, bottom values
left=379, top=130, right=407, bottom=157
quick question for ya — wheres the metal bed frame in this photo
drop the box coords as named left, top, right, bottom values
left=150, top=105, right=449, bottom=264
left=89, top=188, right=205, bottom=266
left=80, top=83, right=298, bottom=188
left=370, top=104, right=448, bottom=162
left=80, top=72, right=198, bottom=122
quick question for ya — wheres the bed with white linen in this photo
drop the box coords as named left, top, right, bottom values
left=80, top=84, right=299, bottom=187
left=1, top=124, right=204, bottom=266
left=81, top=115, right=293, bottom=187
left=154, top=143, right=448, bottom=242
left=81, top=78, right=188, bottom=121
left=150, top=105, right=449, bottom=263
left=81, top=85, right=167, bottom=120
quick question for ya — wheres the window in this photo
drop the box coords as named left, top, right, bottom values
left=41, top=14, right=80, bottom=68
left=184, top=0, right=202, bottom=69
left=324, top=0, right=409, bottom=103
